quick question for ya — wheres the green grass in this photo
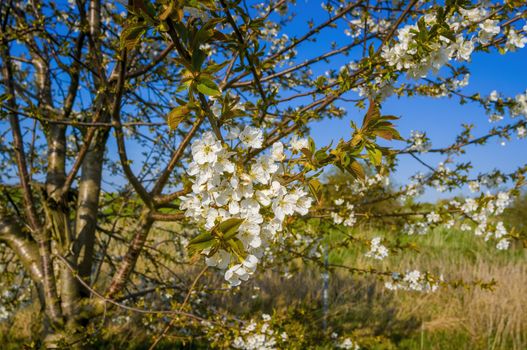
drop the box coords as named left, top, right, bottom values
left=319, top=227, right=527, bottom=349
left=1, top=225, right=525, bottom=349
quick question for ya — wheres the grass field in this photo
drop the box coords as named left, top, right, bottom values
left=1, top=224, right=525, bottom=349
left=239, top=227, right=527, bottom=349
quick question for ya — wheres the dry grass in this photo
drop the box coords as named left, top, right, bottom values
left=1, top=222, right=525, bottom=349
left=211, top=226, right=527, bottom=349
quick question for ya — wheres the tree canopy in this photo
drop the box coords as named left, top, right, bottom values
left=0, top=0, right=526, bottom=348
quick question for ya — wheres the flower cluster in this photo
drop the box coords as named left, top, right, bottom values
left=381, top=21, right=473, bottom=79
left=330, top=202, right=357, bottom=227
left=458, top=192, right=512, bottom=249
left=231, top=314, right=288, bottom=350
left=408, top=130, right=431, bottom=152
left=180, top=128, right=313, bottom=286
left=382, top=8, right=527, bottom=79
left=512, top=90, right=527, bottom=118
left=385, top=270, right=441, bottom=292
left=365, top=237, right=389, bottom=260
left=402, top=191, right=513, bottom=250
left=337, top=338, right=360, bottom=350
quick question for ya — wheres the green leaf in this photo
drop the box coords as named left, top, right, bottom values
left=188, top=239, right=215, bottom=256
left=191, top=49, right=207, bottom=72
left=368, top=147, right=383, bottom=166
left=188, top=230, right=214, bottom=245
left=167, top=105, right=190, bottom=130
left=227, top=238, right=247, bottom=259
left=213, top=218, right=245, bottom=239
left=362, top=99, right=381, bottom=129
left=196, top=78, right=221, bottom=96
left=121, top=23, right=147, bottom=50
left=348, top=160, right=365, bottom=180
left=308, top=178, right=322, bottom=203
left=374, top=127, right=403, bottom=141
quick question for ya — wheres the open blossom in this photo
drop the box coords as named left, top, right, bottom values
left=408, top=130, right=431, bottom=152
left=460, top=7, right=488, bottom=24
left=478, top=19, right=500, bottom=44
left=331, top=212, right=344, bottom=225
left=239, top=126, right=264, bottom=148
left=496, top=238, right=510, bottom=250
left=426, top=211, right=440, bottom=224
left=489, top=90, right=499, bottom=102
left=454, top=36, right=474, bottom=61
left=290, top=135, right=309, bottom=152
left=271, top=142, right=285, bottom=161
left=334, top=198, right=344, bottom=206
left=365, top=237, right=389, bottom=260
left=505, top=29, right=527, bottom=51
left=385, top=270, right=440, bottom=292
left=180, top=130, right=312, bottom=287
left=468, top=181, right=480, bottom=193
left=224, top=255, right=258, bottom=287
left=517, top=126, right=526, bottom=139
left=191, top=131, right=222, bottom=164
left=338, top=338, right=360, bottom=350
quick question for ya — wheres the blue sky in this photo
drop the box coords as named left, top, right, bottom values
left=279, top=1, right=527, bottom=201
left=4, top=1, right=525, bottom=202
left=311, top=41, right=527, bottom=201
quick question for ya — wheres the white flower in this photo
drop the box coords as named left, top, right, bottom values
left=191, top=131, right=222, bottom=165
left=517, top=125, right=526, bottom=139
left=496, top=238, right=510, bottom=250
left=478, top=19, right=500, bottom=44
left=489, top=90, right=499, bottom=102
left=488, top=114, right=503, bottom=123
left=290, top=135, right=309, bottom=152
left=468, top=181, right=480, bottom=193
left=272, top=193, right=298, bottom=221
left=205, top=249, right=231, bottom=269
left=426, top=211, right=440, bottom=224
left=225, top=264, right=250, bottom=287
left=271, top=142, right=285, bottom=161
left=365, top=237, right=389, bottom=260
left=292, top=188, right=312, bottom=215
left=408, top=130, right=430, bottom=152
left=455, top=37, right=474, bottom=61
left=331, top=212, right=344, bottom=224
left=214, top=149, right=236, bottom=173
left=239, top=126, right=264, bottom=148
left=506, top=30, right=527, bottom=51
left=250, top=155, right=278, bottom=184
left=338, top=338, right=360, bottom=349
left=334, top=198, right=344, bottom=206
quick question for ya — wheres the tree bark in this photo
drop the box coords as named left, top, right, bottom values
left=0, top=209, right=45, bottom=304
left=73, top=127, right=109, bottom=295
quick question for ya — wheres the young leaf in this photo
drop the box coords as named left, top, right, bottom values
left=167, top=105, right=190, bottom=130
left=213, top=218, right=245, bottom=240
left=188, top=230, right=214, bottom=245
left=348, top=160, right=365, bottom=180
left=121, top=23, right=147, bottom=50
left=308, top=178, right=322, bottom=203
left=362, top=99, right=380, bottom=129
left=196, top=78, right=221, bottom=96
